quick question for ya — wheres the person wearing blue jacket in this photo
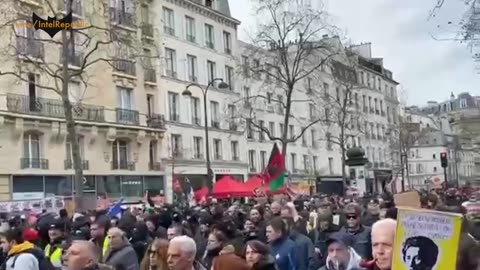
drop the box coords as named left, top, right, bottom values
left=266, top=217, right=296, bottom=270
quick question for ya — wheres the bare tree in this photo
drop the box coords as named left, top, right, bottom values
left=237, top=0, right=341, bottom=161
left=0, top=0, right=157, bottom=209
left=316, top=53, right=366, bottom=185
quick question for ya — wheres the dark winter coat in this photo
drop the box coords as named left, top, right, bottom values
left=270, top=236, right=296, bottom=270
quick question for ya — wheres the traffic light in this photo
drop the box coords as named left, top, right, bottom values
left=440, top=152, right=448, bottom=168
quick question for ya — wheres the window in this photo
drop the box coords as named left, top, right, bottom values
left=313, top=156, right=318, bottom=171
left=309, top=104, right=315, bottom=120
left=171, top=134, right=182, bottom=157
left=260, top=151, right=267, bottom=170
left=248, top=150, right=256, bottom=171
left=243, top=87, right=251, bottom=106
left=110, top=0, right=134, bottom=26
left=225, top=66, right=234, bottom=90
left=433, top=166, right=437, bottom=172
left=231, top=141, right=239, bottom=160
left=61, top=0, right=83, bottom=15
left=303, top=155, right=309, bottom=171
left=162, top=7, right=175, bottom=35
left=279, top=123, right=284, bottom=136
left=328, top=158, right=334, bottom=174
left=68, top=81, right=81, bottom=103
left=205, top=0, right=213, bottom=8
left=277, top=95, right=284, bottom=114
left=259, top=120, right=265, bottom=141
left=210, top=101, right=219, bottom=128
left=267, top=92, right=272, bottom=104
left=112, top=139, right=129, bottom=169
left=359, top=71, right=364, bottom=84
left=302, top=132, right=307, bottom=146
left=460, top=98, right=467, bottom=108
left=207, top=60, right=216, bottom=84
left=213, top=139, right=222, bottom=160
left=290, top=153, right=297, bottom=171
left=149, top=140, right=157, bottom=165
left=165, top=48, right=176, bottom=78
left=326, top=132, right=332, bottom=150
left=191, top=97, right=200, bottom=125
left=242, top=56, right=250, bottom=77
left=140, top=4, right=149, bottom=25
left=205, top=24, right=215, bottom=49
left=146, top=94, right=155, bottom=116
left=223, top=31, right=232, bottom=54
left=377, top=78, right=381, bottom=90
left=311, top=129, right=316, bottom=147
left=323, top=83, right=329, bottom=98
left=253, top=59, right=260, bottom=79
left=336, top=87, right=340, bottom=102
left=185, top=16, right=195, bottom=42
left=269, top=122, right=275, bottom=137
left=168, top=92, right=179, bottom=121
left=193, top=136, right=203, bottom=159
left=247, top=119, right=254, bottom=139
left=187, top=54, right=197, bottom=82
left=228, top=104, right=235, bottom=120
left=66, top=136, right=85, bottom=162
left=23, top=133, right=41, bottom=168
left=289, top=125, right=295, bottom=139
left=117, top=87, right=133, bottom=109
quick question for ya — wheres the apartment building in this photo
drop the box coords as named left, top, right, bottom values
left=0, top=0, right=168, bottom=202
left=350, top=43, right=401, bottom=192
left=155, top=0, right=248, bottom=191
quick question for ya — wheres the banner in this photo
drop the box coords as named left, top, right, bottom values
left=0, top=196, right=65, bottom=214
left=392, top=207, right=462, bottom=270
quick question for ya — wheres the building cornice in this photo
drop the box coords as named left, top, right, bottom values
left=166, top=0, right=241, bottom=28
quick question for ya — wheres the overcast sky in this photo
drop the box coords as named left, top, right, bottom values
left=229, top=0, right=480, bottom=106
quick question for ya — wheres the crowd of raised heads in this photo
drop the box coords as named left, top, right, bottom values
left=0, top=188, right=477, bottom=270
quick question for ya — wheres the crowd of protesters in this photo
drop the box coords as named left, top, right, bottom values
left=0, top=187, right=477, bottom=270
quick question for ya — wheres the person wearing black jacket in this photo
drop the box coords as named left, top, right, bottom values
left=309, top=213, right=340, bottom=267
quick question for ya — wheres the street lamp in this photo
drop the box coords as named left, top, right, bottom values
left=182, top=78, right=229, bottom=189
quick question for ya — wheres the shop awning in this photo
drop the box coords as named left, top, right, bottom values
left=213, top=176, right=251, bottom=198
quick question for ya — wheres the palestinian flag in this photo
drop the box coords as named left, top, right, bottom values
left=263, top=143, right=285, bottom=191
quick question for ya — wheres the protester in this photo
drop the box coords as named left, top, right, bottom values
left=140, top=238, right=169, bottom=270
left=63, top=240, right=113, bottom=270
left=103, top=227, right=139, bottom=270
left=245, top=240, right=277, bottom=270
left=266, top=217, right=296, bottom=270
left=167, top=235, right=206, bottom=270
left=1, top=228, right=39, bottom=270
left=339, top=203, right=372, bottom=260
left=360, top=218, right=396, bottom=270
left=319, top=232, right=363, bottom=270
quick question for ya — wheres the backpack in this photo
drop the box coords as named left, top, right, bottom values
left=10, top=248, right=56, bottom=270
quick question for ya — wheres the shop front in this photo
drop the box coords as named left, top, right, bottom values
left=11, top=175, right=165, bottom=203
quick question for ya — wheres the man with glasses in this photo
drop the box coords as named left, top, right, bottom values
left=339, top=203, right=372, bottom=260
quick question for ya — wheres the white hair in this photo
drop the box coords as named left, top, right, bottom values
left=372, top=218, right=397, bottom=237
left=170, top=235, right=197, bottom=259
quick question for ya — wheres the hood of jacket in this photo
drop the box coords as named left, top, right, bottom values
left=325, top=247, right=363, bottom=270
left=8, top=241, right=34, bottom=256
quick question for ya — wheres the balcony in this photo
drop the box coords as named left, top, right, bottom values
left=169, top=114, right=180, bottom=122
left=229, top=122, right=237, bottom=131
left=141, top=24, right=154, bottom=37
left=147, top=114, right=165, bottom=129
left=110, top=8, right=134, bottom=28
left=149, top=162, right=163, bottom=171
left=16, top=36, right=44, bottom=59
left=192, top=117, right=201, bottom=126
left=113, top=60, right=136, bottom=76
left=64, top=159, right=89, bottom=170
left=187, top=35, right=196, bottom=43
left=214, top=154, right=222, bottom=160
left=164, top=26, right=175, bottom=36
left=111, top=160, right=135, bottom=170
left=194, top=153, right=203, bottom=159
left=144, top=67, right=157, bottom=83
left=7, top=94, right=105, bottom=121
left=116, top=108, right=139, bottom=125
left=166, top=69, right=177, bottom=78
left=211, top=121, right=220, bottom=129
left=21, top=158, right=49, bottom=169
left=232, top=155, right=240, bottom=161
left=206, top=41, right=215, bottom=49
left=60, top=51, right=84, bottom=67
left=189, top=75, right=198, bottom=82
left=173, top=151, right=183, bottom=159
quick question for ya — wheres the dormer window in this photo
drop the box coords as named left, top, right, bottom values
left=205, top=0, right=213, bottom=8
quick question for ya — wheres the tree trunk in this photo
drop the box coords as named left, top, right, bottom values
left=62, top=0, right=83, bottom=211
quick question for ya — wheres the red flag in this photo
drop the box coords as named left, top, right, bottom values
left=262, top=143, right=285, bottom=190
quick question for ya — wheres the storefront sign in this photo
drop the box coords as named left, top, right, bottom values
left=12, top=192, right=44, bottom=201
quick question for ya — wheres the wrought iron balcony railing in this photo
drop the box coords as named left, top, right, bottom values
left=64, top=159, right=89, bottom=170
left=16, top=36, right=44, bottom=59
left=110, top=8, right=134, bottom=27
left=113, top=59, right=136, bottom=76
left=7, top=94, right=105, bottom=122
left=144, top=67, right=157, bottom=83
left=149, top=162, right=163, bottom=171
left=111, top=160, right=135, bottom=170
left=147, top=114, right=165, bottom=129
left=116, top=108, right=139, bottom=125
left=21, top=158, right=49, bottom=169
left=141, top=24, right=154, bottom=37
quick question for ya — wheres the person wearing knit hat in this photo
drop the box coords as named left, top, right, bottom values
left=319, top=232, right=363, bottom=270
left=22, top=228, right=39, bottom=244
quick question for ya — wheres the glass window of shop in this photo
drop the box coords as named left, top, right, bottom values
left=96, top=176, right=121, bottom=198
left=12, top=176, right=43, bottom=193
left=45, top=176, right=73, bottom=197
left=121, top=176, right=143, bottom=197
left=144, top=176, right=164, bottom=196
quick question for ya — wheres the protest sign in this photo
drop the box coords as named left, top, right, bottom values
left=392, top=207, right=462, bottom=270
left=394, top=191, right=421, bottom=208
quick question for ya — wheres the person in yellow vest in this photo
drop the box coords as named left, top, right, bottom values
left=44, top=219, right=66, bottom=269
left=90, top=220, right=110, bottom=261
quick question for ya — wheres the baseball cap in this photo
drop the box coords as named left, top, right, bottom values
left=326, top=232, right=354, bottom=248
